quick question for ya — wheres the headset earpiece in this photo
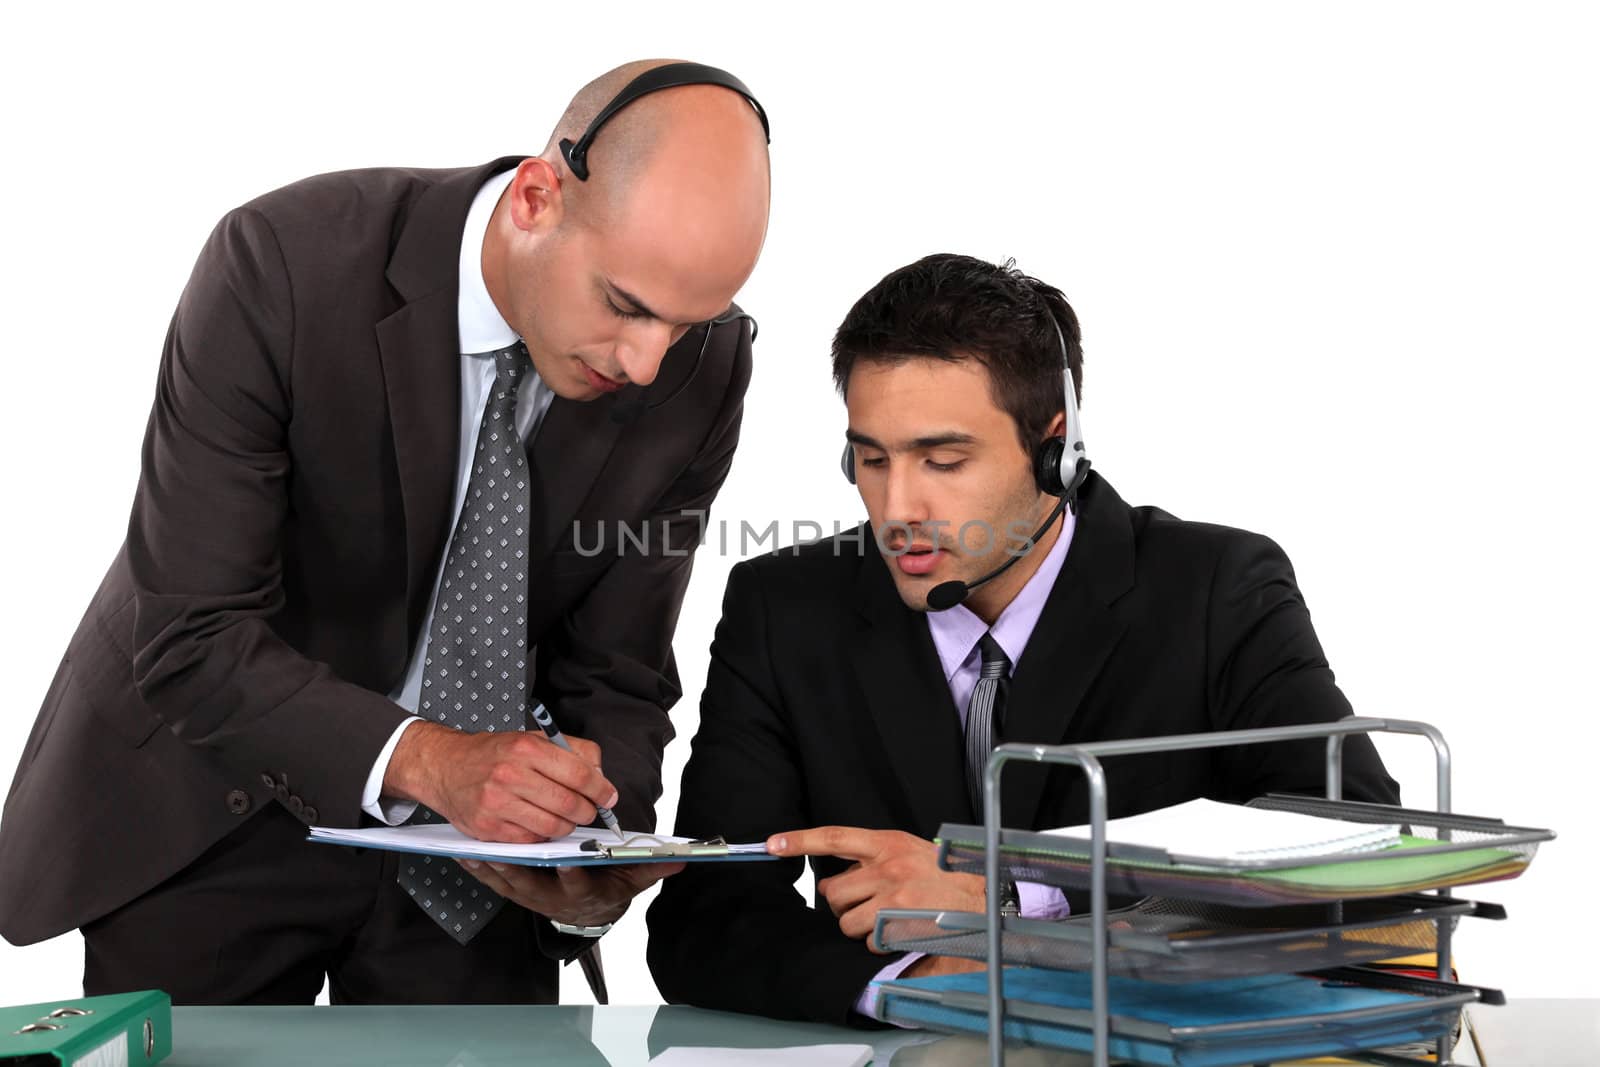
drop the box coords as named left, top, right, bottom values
left=1033, top=436, right=1066, bottom=496
left=839, top=300, right=1090, bottom=506
left=1040, top=313, right=1091, bottom=510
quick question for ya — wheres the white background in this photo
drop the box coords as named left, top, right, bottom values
left=2, top=0, right=1596, bottom=1010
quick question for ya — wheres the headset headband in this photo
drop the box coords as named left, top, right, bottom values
left=1050, top=314, right=1086, bottom=463
left=559, top=62, right=771, bottom=181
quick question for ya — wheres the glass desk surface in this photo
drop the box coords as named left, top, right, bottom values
left=167, top=1004, right=926, bottom=1066
left=164, top=999, right=1597, bottom=1066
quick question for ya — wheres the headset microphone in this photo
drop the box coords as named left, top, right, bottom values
left=610, top=310, right=757, bottom=425
left=841, top=307, right=1089, bottom=612
left=925, top=497, right=1068, bottom=611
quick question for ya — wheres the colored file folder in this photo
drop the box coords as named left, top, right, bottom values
left=872, top=893, right=1499, bottom=981
left=941, top=829, right=1534, bottom=905
left=874, top=968, right=1474, bottom=1067
left=937, top=796, right=1552, bottom=907
left=1, top=990, right=170, bottom=1065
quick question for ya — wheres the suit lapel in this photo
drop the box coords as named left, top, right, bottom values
left=997, top=473, right=1137, bottom=826
left=525, top=395, right=627, bottom=565
left=850, top=540, right=972, bottom=836
left=377, top=157, right=526, bottom=639
left=377, top=293, right=460, bottom=638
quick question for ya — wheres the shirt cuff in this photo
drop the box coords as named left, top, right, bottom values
left=855, top=952, right=923, bottom=1022
left=360, top=716, right=423, bottom=825
left=1018, top=880, right=1072, bottom=920
left=852, top=885, right=1067, bottom=1024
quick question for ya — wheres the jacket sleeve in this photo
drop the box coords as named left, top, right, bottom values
left=647, top=560, right=898, bottom=1026
left=125, top=208, right=410, bottom=825
left=1204, top=531, right=1401, bottom=805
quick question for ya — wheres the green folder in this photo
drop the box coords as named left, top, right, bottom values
left=1, top=990, right=170, bottom=1065
left=1250, top=835, right=1525, bottom=893
left=938, top=827, right=1543, bottom=905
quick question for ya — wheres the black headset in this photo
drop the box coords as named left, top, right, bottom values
left=840, top=314, right=1089, bottom=504
left=839, top=310, right=1091, bottom=611
left=560, top=62, right=770, bottom=182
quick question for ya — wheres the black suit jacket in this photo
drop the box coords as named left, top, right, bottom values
left=0, top=158, right=753, bottom=947
left=646, top=472, right=1398, bottom=1024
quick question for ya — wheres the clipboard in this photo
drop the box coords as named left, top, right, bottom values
left=578, top=835, right=767, bottom=862
left=307, top=823, right=779, bottom=867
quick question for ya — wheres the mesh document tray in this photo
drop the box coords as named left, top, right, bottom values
left=938, top=796, right=1553, bottom=907
left=872, top=893, right=1502, bottom=982
left=873, top=967, right=1483, bottom=1067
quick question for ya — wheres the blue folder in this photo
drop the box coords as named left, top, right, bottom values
left=874, top=969, right=1467, bottom=1066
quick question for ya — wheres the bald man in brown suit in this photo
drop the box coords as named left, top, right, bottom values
left=0, top=60, right=771, bottom=1005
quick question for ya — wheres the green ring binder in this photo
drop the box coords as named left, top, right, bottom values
left=1, top=990, right=170, bottom=1066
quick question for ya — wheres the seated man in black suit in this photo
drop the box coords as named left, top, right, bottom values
left=646, top=253, right=1398, bottom=1024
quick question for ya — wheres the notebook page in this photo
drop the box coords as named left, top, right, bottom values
left=1043, top=798, right=1400, bottom=861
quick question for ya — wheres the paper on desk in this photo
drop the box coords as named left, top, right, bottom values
left=648, top=1045, right=873, bottom=1067
left=307, top=822, right=770, bottom=861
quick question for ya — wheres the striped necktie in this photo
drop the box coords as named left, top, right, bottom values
left=963, top=632, right=1012, bottom=818
left=963, top=632, right=1020, bottom=915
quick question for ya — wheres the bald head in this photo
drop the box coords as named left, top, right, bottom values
left=480, top=60, right=770, bottom=402
left=541, top=59, right=770, bottom=230
left=544, top=59, right=679, bottom=172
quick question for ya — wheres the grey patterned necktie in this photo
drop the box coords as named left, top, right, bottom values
left=963, top=633, right=1011, bottom=819
left=964, top=633, right=1020, bottom=915
left=397, top=341, right=533, bottom=945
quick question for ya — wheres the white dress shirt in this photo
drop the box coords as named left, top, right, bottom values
left=357, top=167, right=556, bottom=823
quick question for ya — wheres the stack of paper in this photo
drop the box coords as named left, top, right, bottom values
left=1046, top=798, right=1401, bottom=863
left=937, top=795, right=1547, bottom=904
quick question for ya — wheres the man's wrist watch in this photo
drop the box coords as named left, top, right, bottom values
left=549, top=919, right=614, bottom=938
left=997, top=880, right=1022, bottom=918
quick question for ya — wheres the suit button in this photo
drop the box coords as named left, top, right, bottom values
left=260, top=773, right=276, bottom=788
left=226, top=790, right=252, bottom=816
left=303, top=806, right=319, bottom=824
left=288, top=796, right=305, bottom=816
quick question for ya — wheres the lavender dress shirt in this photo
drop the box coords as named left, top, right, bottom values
left=855, top=509, right=1078, bottom=1018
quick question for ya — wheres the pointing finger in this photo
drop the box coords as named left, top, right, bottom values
left=767, top=826, right=886, bottom=860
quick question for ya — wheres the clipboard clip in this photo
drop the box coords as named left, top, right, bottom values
left=579, top=835, right=730, bottom=859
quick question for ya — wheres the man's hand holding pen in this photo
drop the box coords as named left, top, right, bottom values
left=383, top=722, right=619, bottom=842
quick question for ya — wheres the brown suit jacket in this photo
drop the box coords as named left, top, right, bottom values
left=0, top=158, right=754, bottom=946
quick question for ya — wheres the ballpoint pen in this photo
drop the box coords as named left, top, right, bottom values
left=529, top=702, right=625, bottom=841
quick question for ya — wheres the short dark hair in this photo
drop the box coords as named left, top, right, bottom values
left=831, top=254, right=1083, bottom=453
